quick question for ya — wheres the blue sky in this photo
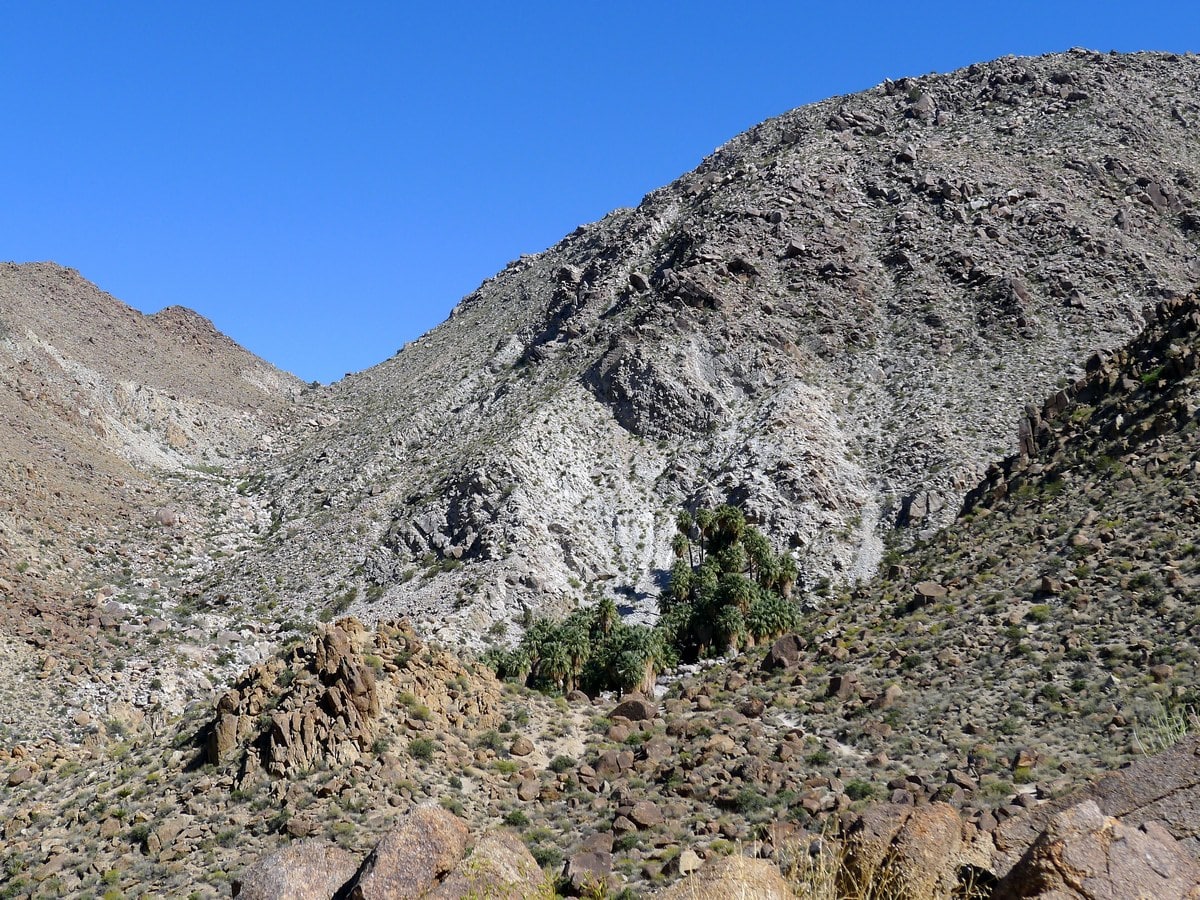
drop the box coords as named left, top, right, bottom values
left=2, top=2, right=1197, bottom=383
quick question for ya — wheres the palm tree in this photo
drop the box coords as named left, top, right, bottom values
left=742, top=527, right=773, bottom=584
left=560, top=625, right=591, bottom=693
left=538, top=639, right=571, bottom=693
left=712, top=504, right=746, bottom=552
left=506, top=646, right=533, bottom=682
left=695, top=508, right=715, bottom=564
left=714, top=604, right=746, bottom=655
left=776, top=554, right=798, bottom=597
left=664, top=559, right=692, bottom=611
left=592, top=596, right=619, bottom=639
left=718, top=572, right=755, bottom=614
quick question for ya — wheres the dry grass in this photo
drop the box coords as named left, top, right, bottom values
left=1133, top=701, right=1200, bottom=756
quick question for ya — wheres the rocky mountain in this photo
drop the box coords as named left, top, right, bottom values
left=0, top=261, right=301, bottom=738
left=187, top=49, right=1200, bottom=648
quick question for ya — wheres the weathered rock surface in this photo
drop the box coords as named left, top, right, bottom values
left=609, top=697, right=657, bottom=722
left=232, top=840, right=359, bottom=900
left=426, top=830, right=545, bottom=900
left=995, top=800, right=1200, bottom=899
left=652, top=854, right=792, bottom=899
left=203, top=618, right=502, bottom=778
left=345, top=805, right=469, bottom=900
left=844, top=802, right=964, bottom=898
left=993, top=734, right=1200, bottom=877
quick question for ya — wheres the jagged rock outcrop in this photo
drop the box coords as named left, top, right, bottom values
left=204, top=618, right=502, bottom=777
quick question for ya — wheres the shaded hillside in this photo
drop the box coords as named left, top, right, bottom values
left=202, top=49, right=1200, bottom=643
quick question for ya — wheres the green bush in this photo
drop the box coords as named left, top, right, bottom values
left=408, top=738, right=435, bottom=762
left=549, top=755, right=576, bottom=773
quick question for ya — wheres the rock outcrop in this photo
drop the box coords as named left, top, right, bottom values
left=652, top=854, right=792, bottom=899
left=992, top=735, right=1200, bottom=878
left=231, top=840, right=360, bottom=900
left=995, top=800, right=1200, bottom=899
left=232, top=807, right=545, bottom=900
left=345, top=805, right=469, bottom=899
left=204, top=618, right=503, bottom=778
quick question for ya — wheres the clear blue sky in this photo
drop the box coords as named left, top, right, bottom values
left=2, top=2, right=1196, bottom=383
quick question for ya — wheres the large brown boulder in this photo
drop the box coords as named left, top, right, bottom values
left=232, top=839, right=359, bottom=900
left=995, top=800, right=1200, bottom=899
left=653, top=854, right=791, bottom=899
left=762, top=633, right=806, bottom=671
left=346, top=805, right=469, bottom=899
left=426, top=829, right=546, bottom=899
left=610, top=697, right=657, bottom=721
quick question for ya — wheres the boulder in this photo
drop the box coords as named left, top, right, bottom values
left=762, top=634, right=807, bottom=671
left=345, top=805, right=469, bottom=899
left=610, top=697, right=657, bottom=721
left=914, top=580, right=948, bottom=602
left=653, top=854, right=791, bottom=899
left=207, top=711, right=240, bottom=764
left=232, top=839, right=359, bottom=900
left=564, top=847, right=614, bottom=895
left=509, top=736, right=534, bottom=757
left=995, top=800, right=1200, bottom=898
left=426, top=829, right=546, bottom=899
left=629, top=800, right=664, bottom=828
left=843, top=802, right=963, bottom=898
left=827, top=672, right=860, bottom=701
left=674, top=848, right=702, bottom=876
left=871, top=683, right=903, bottom=710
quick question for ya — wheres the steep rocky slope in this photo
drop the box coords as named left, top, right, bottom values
left=0, top=262, right=302, bottom=738
left=203, top=49, right=1200, bottom=643
left=5, top=47, right=1200, bottom=898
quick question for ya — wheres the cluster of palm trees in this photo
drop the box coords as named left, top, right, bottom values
left=661, top=505, right=800, bottom=659
left=484, top=596, right=672, bottom=696
left=485, top=504, right=801, bottom=696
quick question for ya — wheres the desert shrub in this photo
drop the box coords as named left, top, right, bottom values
left=408, top=738, right=435, bottom=762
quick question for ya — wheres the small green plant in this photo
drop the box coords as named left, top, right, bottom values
left=408, top=738, right=435, bottom=762
left=845, top=779, right=879, bottom=801
left=549, top=755, right=576, bottom=773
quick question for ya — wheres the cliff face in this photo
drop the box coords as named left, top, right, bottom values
left=209, top=49, right=1200, bottom=643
